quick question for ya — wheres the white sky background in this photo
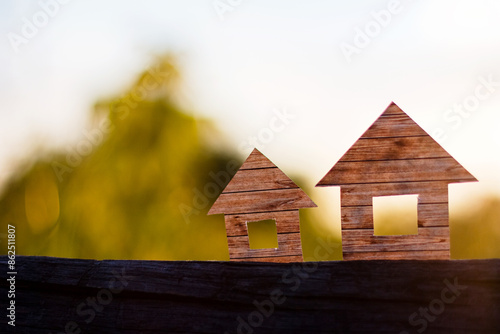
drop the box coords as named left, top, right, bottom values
left=1, top=0, right=500, bottom=213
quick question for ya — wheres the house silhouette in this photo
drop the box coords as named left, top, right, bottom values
left=208, top=148, right=316, bottom=262
left=316, top=102, right=477, bottom=260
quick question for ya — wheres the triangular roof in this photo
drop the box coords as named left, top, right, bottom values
left=317, top=102, right=477, bottom=186
left=208, top=149, right=317, bottom=215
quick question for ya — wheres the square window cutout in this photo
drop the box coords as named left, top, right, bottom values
left=247, top=219, right=279, bottom=249
left=373, top=194, right=418, bottom=236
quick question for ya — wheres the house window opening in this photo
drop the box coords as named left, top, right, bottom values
left=373, top=194, right=418, bottom=236
left=247, top=219, right=279, bottom=249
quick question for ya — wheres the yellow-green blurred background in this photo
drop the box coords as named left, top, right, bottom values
left=0, top=1, right=499, bottom=260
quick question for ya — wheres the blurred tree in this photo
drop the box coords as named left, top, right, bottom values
left=0, top=56, right=237, bottom=260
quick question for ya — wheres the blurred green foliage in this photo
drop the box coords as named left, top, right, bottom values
left=0, top=56, right=236, bottom=260
left=451, top=197, right=500, bottom=259
left=0, top=56, right=498, bottom=261
left=247, top=219, right=279, bottom=249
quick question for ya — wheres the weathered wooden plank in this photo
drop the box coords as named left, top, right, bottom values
left=417, top=185, right=449, bottom=204
left=343, top=250, right=450, bottom=260
left=209, top=148, right=316, bottom=219
left=418, top=203, right=449, bottom=227
left=316, top=102, right=476, bottom=262
left=209, top=149, right=315, bottom=263
left=224, top=211, right=300, bottom=236
left=341, top=205, right=374, bottom=229
left=380, top=101, right=406, bottom=116
left=321, top=158, right=476, bottom=185
left=222, top=167, right=298, bottom=193
left=360, top=114, right=428, bottom=138
left=339, top=136, right=450, bottom=161
left=341, top=203, right=449, bottom=229
left=342, top=227, right=450, bottom=253
left=339, top=182, right=449, bottom=206
left=209, top=188, right=317, bottom=215
left=239, top=149, right=276, bottom=170
left=227, top=232, right=302, bottom=259
left=229, top=255, right=304, bottom=263
left=2, top=256, right=499, bottom=333
left=317, top=102, right=477, bottom=188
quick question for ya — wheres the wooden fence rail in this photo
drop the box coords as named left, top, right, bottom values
left=1, top=256, right=499, bottom=333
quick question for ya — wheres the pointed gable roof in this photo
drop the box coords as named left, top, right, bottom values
left=317, top=102, right=477, bottom=186
left=208, top=149, right=317, bottom=215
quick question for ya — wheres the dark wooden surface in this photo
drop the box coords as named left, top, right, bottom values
left=1, top=256, right=499, bottom=333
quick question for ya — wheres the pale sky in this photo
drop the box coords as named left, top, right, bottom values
left=1, top=0, right=500, bottom=210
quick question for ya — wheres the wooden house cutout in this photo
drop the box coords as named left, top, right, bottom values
left=316, top=102, right=477, bottom=261
left=208, top=148, right=317, bottom=263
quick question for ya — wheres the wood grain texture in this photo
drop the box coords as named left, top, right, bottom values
left=224, top=211, right=300, bottom=237
left=222, top=167, right=298, bottom=193
left=227, top=232, right=302, bottom=260
left=338, top=136, right=450, bottom=161
left=339, top=182, right=449, bottom=206
left=321, top=158, right=476, bottom=185
left=316, top=103, right=477, bottom=260
left=316, top=102, right=476, bottom=261
left=380, top=101, right=407, bottom=116
left=341, top=227, right=450, bottom=253
left=342, top=250, right=450, bottom=260
left=231, top=255, right=304, bottom=263
left=417, top=203, right=449, bottom=227
left=341, top=203, right=449, bottom=229
left=317, top=102, right=477, bottom=187
left=209, top=149, right=315, bottom=263
left=209, top=188, right=316, bottom=215
left=209, top=148, right=316, bottom=215
left=360, top=114, right=428, bottom=138
left=3, top=256, right=499, bottom=333
left=239, top=148, right=276, bottom=170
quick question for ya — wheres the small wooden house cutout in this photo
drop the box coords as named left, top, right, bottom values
left=208, top=149, right=317, bottom=262
left=316, top=102, right=477, bottom=261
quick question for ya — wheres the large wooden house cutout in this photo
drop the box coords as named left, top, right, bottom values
left=316, top=102, right=477, bottom=261
left=208, top=149, right=317, bottom=262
